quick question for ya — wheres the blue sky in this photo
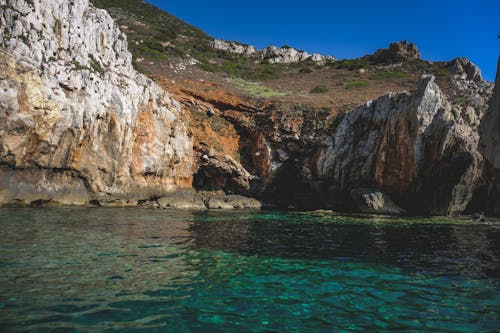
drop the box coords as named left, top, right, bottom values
left=148, top=0, right=500, bottom=81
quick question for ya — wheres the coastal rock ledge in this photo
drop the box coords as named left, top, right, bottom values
left=0, top=0, right=193, bottom=206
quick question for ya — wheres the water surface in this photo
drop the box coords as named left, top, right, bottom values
left=1, top=208, right=499, bottom=332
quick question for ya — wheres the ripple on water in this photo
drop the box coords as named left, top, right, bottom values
left=0, top=208, right=499, bottom=332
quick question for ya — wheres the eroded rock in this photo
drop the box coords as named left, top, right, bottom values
left=316, top=75, right=483, bottom=215
left=0, top=0, right=193, bottom=206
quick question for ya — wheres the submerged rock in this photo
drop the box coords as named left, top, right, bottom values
left=0, top=0, right=193, bottom=206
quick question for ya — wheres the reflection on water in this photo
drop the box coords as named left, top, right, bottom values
left=0, top=208, right=499, bottom=332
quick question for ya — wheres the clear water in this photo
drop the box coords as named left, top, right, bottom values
left=1, top=208, right=499, bottom=332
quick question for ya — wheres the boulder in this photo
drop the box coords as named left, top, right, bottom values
left=350, top=188, right=406, bottom=215
left=193, top=153, right=254, bottom=194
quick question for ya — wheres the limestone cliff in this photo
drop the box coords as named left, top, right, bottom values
left=315, top=76, right=483, bottom=215
left=0, top=0, right=192, bottom=206
left=479, top=57, right=500, bottom=214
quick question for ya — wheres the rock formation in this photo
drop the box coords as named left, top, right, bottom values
left=315, top=76, right=483, bottom=215
left=350, top=188, right=407, bottom=215
left=478, top=57, right=500, bottom=215
left=447, top=57, right=483, bottom=82
left=371, top=40, right=420, bottom=64
left=0, top=0, right=192, bottom=206
left=211, top=39, right=335, bottom=64
left=210, top=39, right=257, bottom=56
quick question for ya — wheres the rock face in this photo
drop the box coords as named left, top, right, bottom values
left=316, top=76, right=483, bottom=215
left=0, top=0, right=192, bottom=206
left=211, top=39, right=335, bottom=64
left=210, top=39, right=256, bottom=56
left=372, top=40, right=420, bottom=64
left=447, top=57, right=483, bottom=82
left=479, top=57, right=500, bottom=215
left=193, top=152, right=254, bottom=195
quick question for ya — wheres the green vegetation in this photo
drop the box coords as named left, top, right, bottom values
left=71, top=61, right=89, bottom=71
left=89, top=54, right=105, bottom=75
left=232, top=78, right=288, bottom=98
left=370, top=69, right=408, bottom=81
left=310, top=85, right=329, bottom=93
left=91, top=0, right=212, bottom=71
left=200, top=53, right=286, bottom=81
left=328, top=57, right=371, bottom=71
left=210, top=116, right=229, bottom=131
left=434, top=68, right=451, bottom=77
left=345, top=80, right=369, bottom=89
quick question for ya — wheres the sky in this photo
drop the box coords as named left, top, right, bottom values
left=147, top=0, right=500, bottom=81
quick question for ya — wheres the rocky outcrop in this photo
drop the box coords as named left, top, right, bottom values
left=193, top=152, right=254, bottom=195
left=0, top=0, right=192, bottom=206
left=156, top=189, right=261, bottom=210
left=210, top=39, right=256, bottom=56
left=316, top=75, right=483, bottom=215
left=447, top=57, right=483, bottom=82
left=371, top=40, right=420, bottom=64
left=478, top=57, right=500, bottom=215
left=350, top=188, right=407, bottom=215
left=211, top=39, right=335, bottom=64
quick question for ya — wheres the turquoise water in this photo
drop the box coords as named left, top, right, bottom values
left=1, top=208, right=499, bottom=332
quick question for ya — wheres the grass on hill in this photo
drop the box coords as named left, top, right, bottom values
left=232, top=78, right=289, bottom=98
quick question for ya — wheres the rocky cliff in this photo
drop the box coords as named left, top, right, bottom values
left=315, top=76, right=483, bottom=215
left=0, top=0, right=192, bottom=206
left=0, top=0, right=496, bottom=216
left=479, top=57, right=500, bottom=215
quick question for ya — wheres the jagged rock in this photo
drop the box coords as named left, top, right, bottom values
left=316, top=75, right=483, bottom=216
left=193, top=153, right=254, bottom=194
left=447, top=57, right=483, bottom=82
left=211, top=39, right=256, bottom=56
left=350, top=188, right=406, bottom=215
left=0, top=0, right=193, bottom=206
left=157, top=189, right=206, bottom=209
left=478, top=57, right=500, bottom=215
left=372, top=40, right=420, bottom=64
left=261, top=45, right=311, bottom=64
left=210, top=39, right=335, bottom=64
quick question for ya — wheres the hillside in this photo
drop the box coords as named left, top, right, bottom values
left=82, top=1, right=497, bottom=214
